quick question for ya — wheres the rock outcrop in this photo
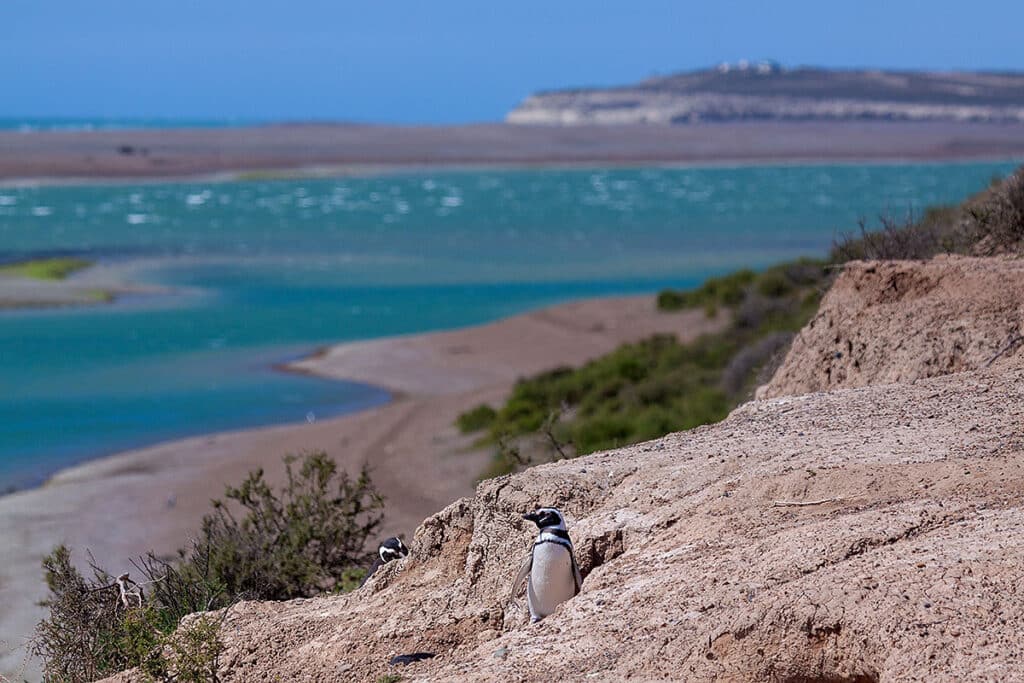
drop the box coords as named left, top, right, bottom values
left=507, top=66, right=1024, bottom=126
left=763, top=256, right=1024, bottom=398
left=110, top=256, right=1024, bottom=682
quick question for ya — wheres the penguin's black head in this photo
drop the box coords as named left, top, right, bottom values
left=522, top=507, right=566, bottom=530
left=378, top=536, right=410, bottom=563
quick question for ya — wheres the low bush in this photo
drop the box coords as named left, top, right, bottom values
left=464, top=255, right=831, bottom=476
left=831, top=167, right=1024, bottom=262
left=967, top=170, right=1024, bottom=255
left=719, top=331, right=794, bottom=396
left=655, top=289, right=686, bottom=311
left=756, top=269, right=794, bottom=298
left=456, top=403, right=497, bottom=434
left=31, top=546, right=224, bottom=683
left=199, top=452, right=385, bottom=600
left=656, top=269, right=755, bottom=313
left=830, top=212, right=955, bottom=262
left=32, top=452, right=384, bottom=682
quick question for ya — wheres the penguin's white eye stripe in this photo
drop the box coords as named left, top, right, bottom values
left=540, top=511, right=563, bottom=526
left=378, top=536, right=410, bottom=563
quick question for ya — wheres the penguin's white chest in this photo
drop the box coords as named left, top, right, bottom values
left=527, top=541, right=577, bottom=619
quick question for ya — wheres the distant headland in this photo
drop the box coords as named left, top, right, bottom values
left=507, top=64, right=1024, bottom=125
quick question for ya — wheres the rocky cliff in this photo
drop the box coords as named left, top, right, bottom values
left=109, top=255, right=1024, bottom=682
left=763, top=256, right=1024, bottom=397
left=507, top=65, right=1024, bottom=125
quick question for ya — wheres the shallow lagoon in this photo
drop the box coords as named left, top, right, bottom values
left=0, top=161, right=1017, bottom=489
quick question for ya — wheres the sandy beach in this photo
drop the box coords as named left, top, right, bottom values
left=3, top=120, right=1024, bottom=182
left=0, top=293, right=722, bottom=678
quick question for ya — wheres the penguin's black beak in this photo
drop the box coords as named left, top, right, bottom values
left=522, top=511, right=541, bottom=524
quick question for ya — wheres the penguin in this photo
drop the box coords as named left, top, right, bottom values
left=360, top=536, right=409, bottom=587
left=510, top=507, right=583, bottom=622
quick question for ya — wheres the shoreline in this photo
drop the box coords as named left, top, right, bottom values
left=0, top=292, right=724, bottom=678
left=3, top=120, right=1024, bottom=183
left=0, top=154, right=1022, bottom=189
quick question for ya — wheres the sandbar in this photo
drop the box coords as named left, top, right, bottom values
left=2, top=121, right=1024, bottom=182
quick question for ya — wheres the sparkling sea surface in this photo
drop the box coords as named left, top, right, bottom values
left=0, top=160, right=1018, bottom=489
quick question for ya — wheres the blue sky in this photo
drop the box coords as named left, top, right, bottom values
left=3, top=0, right=1023, bottom=123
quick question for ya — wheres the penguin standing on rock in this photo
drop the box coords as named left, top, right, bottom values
left=510, top=507, right=583, bottom=622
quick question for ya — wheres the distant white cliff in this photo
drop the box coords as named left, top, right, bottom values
left=507, top=64, right=1024, bottom=125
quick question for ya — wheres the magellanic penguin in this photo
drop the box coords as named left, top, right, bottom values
left=360, top=536, right=409, bottom=587
left=510, top=507, right=583, bottom=622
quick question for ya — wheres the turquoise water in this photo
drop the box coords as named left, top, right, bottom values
left=0, top=117, right=258, bottom=132
left=0, top=161, right=1017, bottom=489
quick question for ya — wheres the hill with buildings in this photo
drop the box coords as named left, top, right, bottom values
left=507, top=63, right=1024, bottom=125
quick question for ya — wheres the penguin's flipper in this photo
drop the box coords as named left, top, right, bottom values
left=570, top=552, right=583, bottom=595
left=509, top=553, right=533, bottom=602
left=360, top=558, right=383, bottom=588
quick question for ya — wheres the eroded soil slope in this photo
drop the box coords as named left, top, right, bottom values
left=763, top=255, right=1024, bottom=398
left=109, top=257, right=1024, bottom=682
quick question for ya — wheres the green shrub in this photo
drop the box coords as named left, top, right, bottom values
left=199, top=451, right=385, bottom=600
left=33, top=452, right=383, bottom=681
left=571, top=413, right=635, bottom=453
left=475, top=256, right=832, bottom=477
left=655, top=269, right=755, bottom=313
left=31, top=547, right=223, bottom=683
left=141, top=614, right=222, bottom=683
left=32, top=546, right=129, bottom=682
left=455, top=403, right=497, bottom=433
left=710, top=269, right=756, bottom=306
left=756, top=270, right=794, bottom=298
left=656, top=289, right=686, bottom=311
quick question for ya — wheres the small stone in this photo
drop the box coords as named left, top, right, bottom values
left=493, top=646, right=509, bottom=660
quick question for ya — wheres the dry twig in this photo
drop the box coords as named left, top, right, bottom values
left=984, top=334, right=1024, bottom=368
left=771, top=497, right=843, bottom=508
left=542, top=404, right=573, bottom=461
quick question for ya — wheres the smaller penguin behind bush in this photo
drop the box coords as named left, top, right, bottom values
left=510, top=507, right=583, bottom=622
left=361, top=536, right=409, bottom=587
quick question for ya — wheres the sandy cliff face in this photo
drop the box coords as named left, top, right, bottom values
left=507, top=91, right=1024, bottom=126
left=763, top=256, right=1024, bottom=398
left=109, top=256, right=1024, bottom=682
